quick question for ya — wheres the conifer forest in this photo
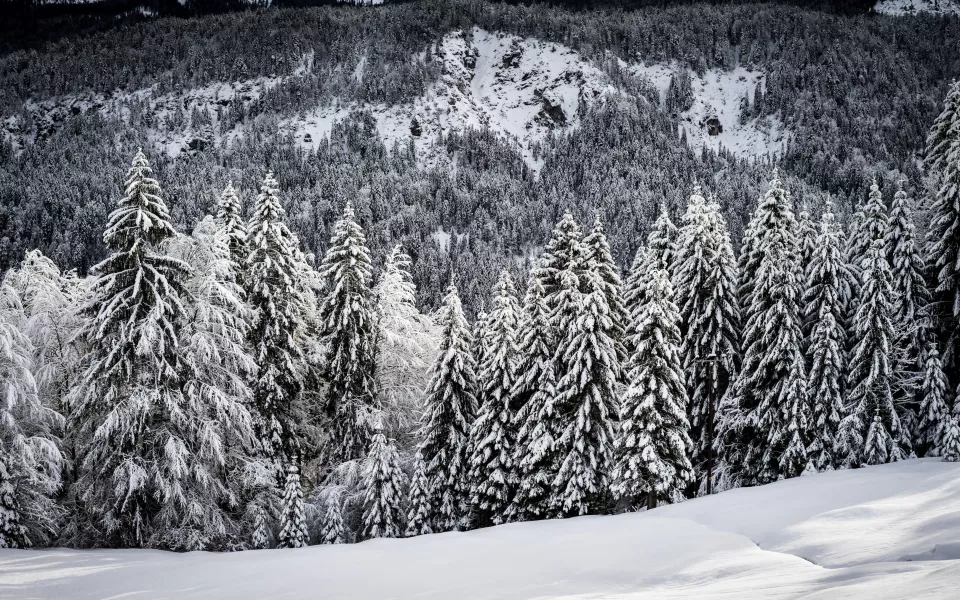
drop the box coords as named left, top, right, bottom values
left=2, top=1, right=960, bottom=598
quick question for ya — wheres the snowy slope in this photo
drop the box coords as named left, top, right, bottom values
left=875, top=0, right=960, bottom=16
left=2, top=460, right=958, bottom=599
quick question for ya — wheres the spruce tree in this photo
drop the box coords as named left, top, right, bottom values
left=419, top=285, right=477, bottom=532
left=246, top=172, right=310, bottom=472
left=277, top=464, right=308, bottom=549
left=925, top=79, right=960, bottom=177
left=941, top=415, right=960, bottom=462
left=318, top=201, right=378, bottom=465
left=550, top=267, right=619, bottom=517
left=583, top=216, right=628, bottom=346
left=215, top=181, right=248, bottom=275
left=840, top=239, right=910, bottom=466
left=70, top=150, right=206, bottom=548
left=916, top=336, right=951, bottom=456
left=803, top=203, right=846, bottom=471
left=405, top=451, right=433, bottom=537
left=318, top=491, right=346, bottom=544
left=612, top=268, right=693, bottom=510
left=674, top=188, right=740, bottom=493
left=797, top=203, right=818, bottom=277
left=736, top=174, right=811, bottom=484
left=505, top=277, right=556, bottom=522
left=536, top=212, right=584, bottom=310
left=468, top=270, right=519, bottom=527
left=361, top=431, right=407, bottom=540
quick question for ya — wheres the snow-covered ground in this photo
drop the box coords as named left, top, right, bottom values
left=875, top=0, right=960, bottom=16
left=1, top=459, right=958, bottom=599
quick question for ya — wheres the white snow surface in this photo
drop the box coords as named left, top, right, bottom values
left=2, top=459, right=959, bottom=599
left=875, top=0, right=960, bottom=16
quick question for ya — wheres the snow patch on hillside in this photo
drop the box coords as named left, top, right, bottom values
left=631, top=63, right=787, bottom=159
left=282, top=28, right=616, bottom=170
left=875, top=0, right=960, bottom=16
left=1, top=460, right=957, bottom=599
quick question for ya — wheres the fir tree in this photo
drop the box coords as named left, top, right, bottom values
left=419, top=285, right=477, bottom=532
left=246, top=172, right=310, bottom=471
left=251, top=505, right=269, bottom=549
left=468, top=270, right=519, bottom=527
left=536, top=212, right=584, bottom=310
left=70, top=150, right=204, bottom=548
left=797, top=203, right=818, bottom=277
left=612, top=268, right=693, bottom=510
left=405, top=451, right=433, bottom=537
left=550, top=266, right=619, bottom=517
left=277, top=464, right=308, bottom=549
left=318, top=491, right=346, bottom=544
left=674, top=188, right=740, bottom=493
left=925, top=79, right=960, bottom=177
left=941, top=415, right=960, bottom=462
left=916, top=335, right=951, bottom=456
left=803, top=203, right=846, bottom=471
left=215, top=181, right=248, bottom=275
left=583, top=216, right=627, bottom=347
left=840, top=239, right=910, bottom=466
left=736, top=174, right=811, bottom=484
left=361, top=431, right=407, bottom=540
left=505, top=276, right=556, bottom=522
left=318, top=201, right=378, bottom=465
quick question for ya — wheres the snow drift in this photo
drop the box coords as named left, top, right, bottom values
left=1, top=459, right=958, bottom=599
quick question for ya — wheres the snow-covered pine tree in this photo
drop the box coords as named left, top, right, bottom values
left=803, top=202, right=847, bottom=472
left=797, top=203, right=818, bottom=278
left=471, top=307, right=493, bottom=386
left=360, top=431, right=407, bottom=539
left=468, top=270, right=519, bottom=527
left=373, top=245, right=439, bottom=445
left=941, top=415, right=960, bottom=462
left=583, top=216, right=628, bottom=348
left=277, top=464, right=308, bottom=549
left=674, top=188, right=740, bottom=493
left=926, top=83, right=960, bottom=388
left=246, top=172, right=310, bottom=472
left=504, top=276, right=557, bottom=523
left=405, top=451, right=432, bottom=537
left=318, top=201, right=378, bottom=465
left=0, top=283, right=63, bottom=548
left=318, top=490, right=346, bottom=544
left=916, top=335, right=950, bottom=456
left=612, top=268, right=693, bottom=510
left=840, top=238, right=910, bottom=466
left=536, top=211, right=584, bottom=311
left=550, top=266, right=619, bottom=517
left=251, top=505, right=269, bottom=549
left=419, top=285, right=477, bottom=532
left=647, top=204, right=678, bottom=276
left=70, top=150, right=209, bottom=548
left=215, top=182, right=248, bottom=276
left=736, top=174, right=811, bottom=484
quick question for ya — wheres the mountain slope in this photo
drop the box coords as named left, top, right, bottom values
left=1, top=460, right=957, bottom=599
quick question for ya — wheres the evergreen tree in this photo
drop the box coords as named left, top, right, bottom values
left=736, top=174, right=811, bottom=484
left=916, top=335, right=951, bottom=456
left=215, top=181, right=248, bottom=275
left=361, top=431, right=407, bottom=540
left=505, top=277, right=556, bottom=522
left=318, top=491, right=346, bottom=544
left=419, top=285, right=477, bottom=532
left=549, top=266, right=619, bottom=517
left=468, top=270, right=519, bottom=527
left=840, top=239, right=910, bottom=466
left=0, top=283, right=63, bottom=548
left=277, top=464, right=308, bottom=549
left=674, top=188, right=740, bottom=493
left=318, top=201, right=378, bottom=465
left=797, top=203, right=818, bottom=278
left=647, top=204, right=678, bottom=276
left=803, top=203, right=846, bottom=471
left=71, top=150, right=215, bottom=548
left=941, top=415, right=960, bottom=462
left=251, top=505, right=269, bottom=549
left=246, top=172, right=311, bottom=472
left=925, top=79, right=960, bottom=177
left=583, top=216, right=627, bottom=346
left=536, top=212, right=584, bottom=310
left=612, top=268, right=693, bottom=510
left=405, top=451, right=432, bottom=537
